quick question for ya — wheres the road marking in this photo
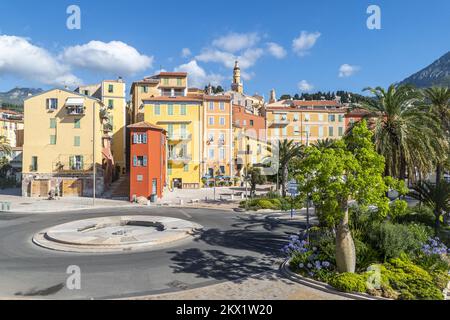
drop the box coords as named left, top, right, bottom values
left=178, top=209, right=192, bottom=219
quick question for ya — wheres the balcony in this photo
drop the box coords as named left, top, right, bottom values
left=167, top=133, right=192, bottom=141
left=66, top=105, right=85, bottom=116
left=168, top=153, right=192, bottom=163
left=65, top=98, right=86, bottom=116
left=53, top=161, right=93, bottom=174
left=268, top=119, right=289, bottom=127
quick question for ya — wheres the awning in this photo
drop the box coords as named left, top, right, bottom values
left=65, top=97, right=85, bottom=106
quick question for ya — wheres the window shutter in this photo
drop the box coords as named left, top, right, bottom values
left=69, top=156, right=74, bottom=169
left=143, top=133, right=147, bottom=144
left=143, top=156, right=148, bottom=167
left=80, top=156, right=84, bottom=170
left=133, top=156, right=137, bottom=167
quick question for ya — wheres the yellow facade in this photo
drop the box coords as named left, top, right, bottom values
left=203, top=96, right=233, bottom=177
left=22, top=89, right=105, bottom=175
left=143, top=98, right=203, bottom=189
left=101, top=80, right=126, bottom=173
left=77, top=79, right=127, bottom=174
left=266, top=109, right=346, bottom=144
left=0, top=118, right=23, bottom=148
left=233, top=127, right=269, bottom=174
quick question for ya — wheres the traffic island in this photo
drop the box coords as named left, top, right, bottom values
left=33, top=215, right=202, bottom=253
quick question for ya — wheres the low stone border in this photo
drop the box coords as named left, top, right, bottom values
left=280, top=259, right=391, bottom=300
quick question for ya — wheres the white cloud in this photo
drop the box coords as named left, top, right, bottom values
left=0, top=35, right=80, bottom=86
left=298, top=80, right=314, bottom=92
left=266, top=42, right=287, bottom=59
left=175, top=60, right=224, bottom=88
left=181, top=48, right=191, bottom=58
left=212, top=32, right=260, bottom=53
left=292, top=31, right=321, bottom=56
left=196, top=47, right=264, bottom=70
left=61, top=40, right=153, bottom=76
left=339, top=64, right=360, bottom=77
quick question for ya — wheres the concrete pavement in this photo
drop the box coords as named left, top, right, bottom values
left=0, top=206, right=342, bottom=300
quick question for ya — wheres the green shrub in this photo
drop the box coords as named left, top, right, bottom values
left=369, top=222, right=431, bottom=260
left=388, top=200, right=408, bottom=220
left=394, top=205, right=435, bottom=228
left=329, top=273, right=368, bottom=293
left=381, top=255, right=445, bottom=300
left=354, top=239, right=380, bottom=271
left=256, top=199, right=277, bottom=210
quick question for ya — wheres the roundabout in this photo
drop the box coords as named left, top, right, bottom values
left=33, top=216, right=202, bottom=253
left=0, top=206, right=305, bottom=299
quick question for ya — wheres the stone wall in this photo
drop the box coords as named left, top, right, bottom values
left=21, top=173, right=106, bottom=198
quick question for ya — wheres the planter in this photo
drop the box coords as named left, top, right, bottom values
left=280, top=259, right=391, bottom=300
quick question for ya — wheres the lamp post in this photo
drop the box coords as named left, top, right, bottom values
left=300, top=130, right=310, bottom=238
left=92, top=102, right=97, bottom=207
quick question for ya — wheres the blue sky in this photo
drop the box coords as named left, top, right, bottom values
left=0, top=0, right=449, bottom=98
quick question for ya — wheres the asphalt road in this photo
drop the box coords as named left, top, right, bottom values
left=0, top=207, right=305, bottom=299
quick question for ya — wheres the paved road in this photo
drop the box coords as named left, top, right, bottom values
left=0, top=207, right=306, bottom=299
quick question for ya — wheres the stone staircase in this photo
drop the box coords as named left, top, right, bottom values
left=105, top=175, right=130, bottom=200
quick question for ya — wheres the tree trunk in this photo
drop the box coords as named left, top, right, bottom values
left=436, top=164, right=442, bottom=184
left=335, top=204, right=356, bottom=273
left=281, top=166, right=289, bottom=197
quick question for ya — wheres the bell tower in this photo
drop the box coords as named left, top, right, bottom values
left=231, top=60, right=243, bottom=94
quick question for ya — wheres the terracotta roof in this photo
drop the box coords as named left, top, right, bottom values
left=127, top=121, right=166, bottom=132
left=143, top=96, right=203, bottom=103
left=291, top=100, right=340, bottom=107
left=346, top=108, right=371, bottom=116
left=266, top=107, right=347, bottom=113
left=204, top=95, right=232, bottom=101
left=158, top=72, right=187, bottom=77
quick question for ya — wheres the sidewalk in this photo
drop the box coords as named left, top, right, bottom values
left=0, top=189, right=137, bottom=213
left=130, top=270, right=349, bottom=300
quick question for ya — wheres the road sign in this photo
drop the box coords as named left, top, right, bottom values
left=288, top=179, right=299, bottom=196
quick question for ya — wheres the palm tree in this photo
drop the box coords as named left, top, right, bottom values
left=423, top=87, right=450, bottom=183
left=277, top=140, right=305, bottom=197
left=409, top=180, right=450, bottom=232
left=0, top=135, right=12, bottom=156
left=313, top=138, right=336, bottom=150
left=359, top=84, right=447, bottom=181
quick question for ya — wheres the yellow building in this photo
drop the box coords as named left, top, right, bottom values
left=131, top=72, right=209, bottom=189
left=76, top=78, right=127, bottom=175
left=0, top=110, right=24, bottom=175
left=265, top=99, right=348, bottom=144
left=142, top=96, right=203, bottom=189
left=203, top=94, right=233, bottom=177
left=22, top=88, right=114, bottom=197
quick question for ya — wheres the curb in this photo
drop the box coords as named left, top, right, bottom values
left=280, top=259, right=391, bottom=301
left=5, top=204, right=139, bottom=214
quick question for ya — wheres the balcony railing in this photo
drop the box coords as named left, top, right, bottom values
left=53, top=160, right=93, bottom=174
left=167, top=133, right=192, bottom=141
left=66, top=106, right=85, bottom=116
left=168, top=153, right=192, bottom=162
left=268, top=119, right=289, bottom=127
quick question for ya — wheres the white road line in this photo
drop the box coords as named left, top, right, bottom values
left=178, top=209, right=192, bottom=219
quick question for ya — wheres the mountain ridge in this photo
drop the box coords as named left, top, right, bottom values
left=400, top=51, right=450, bottom=88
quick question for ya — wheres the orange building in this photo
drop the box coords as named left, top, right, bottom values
left=128, top=122, right=167, bottom=201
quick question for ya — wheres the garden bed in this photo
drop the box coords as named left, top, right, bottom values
left=282, top=230, right=450, bottom=300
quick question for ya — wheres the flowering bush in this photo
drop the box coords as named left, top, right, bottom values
left=421, top=237, right=449, bottom=256
left=283, top=235, right=335, bottom=281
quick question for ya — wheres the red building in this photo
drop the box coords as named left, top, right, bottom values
left=128, top=122, right=167, bottom=201
left=232, top=104, right=266, bottom=140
